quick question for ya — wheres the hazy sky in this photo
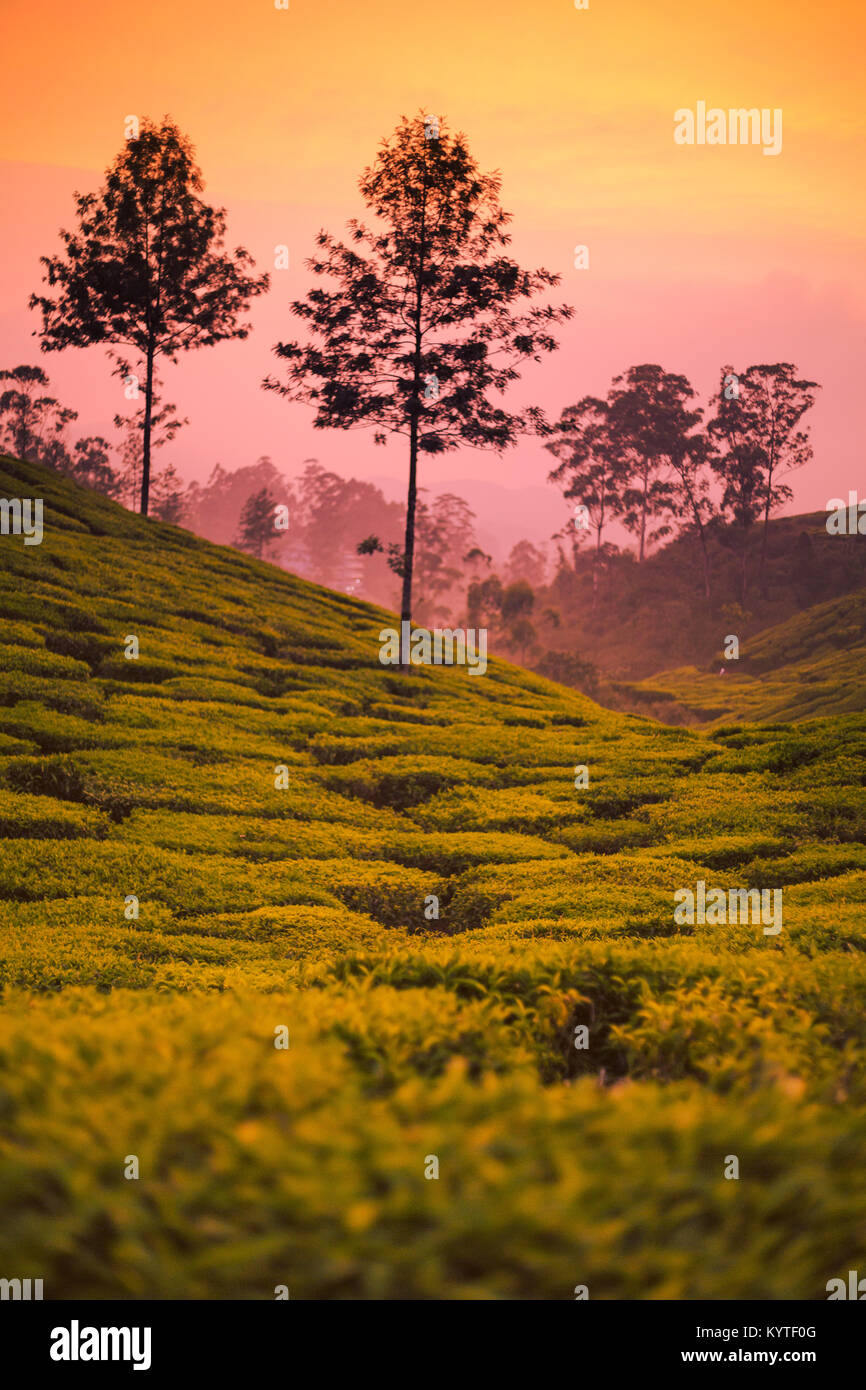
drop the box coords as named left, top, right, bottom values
left=2, top=0, right=863, bottom=524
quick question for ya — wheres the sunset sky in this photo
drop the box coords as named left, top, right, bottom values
left=1, top=0, right=863, bottom=532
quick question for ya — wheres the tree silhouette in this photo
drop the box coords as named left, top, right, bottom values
left=413, top=492, right=478, bottom=624
left=507, top=615, right=537, bottom=667
left=708, top=364, right=819, bottom=602
left=500, top=579, right=536, bottom=663
left=739, top=364, right=818, bottom=593
left=0, top=365, right=77, bottom=465
left=707, top=369, right=765, bottom=603
left=68, top=436, right=121, bottom=498
left=626, top=369, right=714, bottom=600
left=467, top=572, right=504, bottom=631
left=294, top=461, right=400, bottom=593
left=265, top=113, right=571, bottom=660
left=665, top=426, right=715, bottom=601
left=184, top=457, right=290, bottom=550
left=30, top=118, right=268, bottom=516
left=546, top=396, right=622, bottom=609
left=149, top=463, right=187, bottom=525
left=505, top=540, right=547, bottom=589
left=235, top=487, right=281, bottom=560
left=606, top=365, right=688, bottom=562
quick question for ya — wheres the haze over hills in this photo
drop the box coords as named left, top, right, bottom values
left=367, top=473, right=569, bottom=564
left=620, top=588, right=866, bottom=727
left=544, top=507, right=866, bottom=691
left=1, top=452, right=865, bottom=1298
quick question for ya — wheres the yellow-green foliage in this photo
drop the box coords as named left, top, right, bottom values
left=1, top=453, right=865, bottom=1299
left=626, top=589, right=866, bottom=725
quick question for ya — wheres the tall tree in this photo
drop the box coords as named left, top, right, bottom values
left=707, top=367, right=765, bottom=603
left=67, top=436, right=122, bottom=498
left=30, top=118, right=268, bottom=516
left=625, top=369, right=715, bottom=600
left=467, top=572, right=504, bottom=631
left=413, top=492, right=478, bottom=625
left=707, top=364, right=818, bottom=600
left=738, top=364, right=818, bottom=592
left=505, top=539, right=547, bottom=589
left=665, top=426, right=715, bottom=600
left=546, top=396, right=621, bottom=609
left=149, top=462, right=187, bottom=525
left=606, top=364, right=686, bottom=562
left=235, top=487, right=281, bottom=560
left=265, top=113, right=571, bottom=662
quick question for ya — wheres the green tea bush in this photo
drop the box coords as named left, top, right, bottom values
left=2, top=455, right=865, bottom=1299
left=0, top=788, right=110, bottom=840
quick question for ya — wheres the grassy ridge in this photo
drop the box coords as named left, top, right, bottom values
left=621, top=589, right=866, bottom=725
left=1, top=453, right=865, bottom=1298
left=548, top=508, right=866, bottom=684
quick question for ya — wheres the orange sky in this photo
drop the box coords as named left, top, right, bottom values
left=1, top=0, right=864, bottom=524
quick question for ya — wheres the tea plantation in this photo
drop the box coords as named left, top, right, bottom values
left=625, top=589, right=866, bottom=727
left=1, top=453, right=864, bottom=1299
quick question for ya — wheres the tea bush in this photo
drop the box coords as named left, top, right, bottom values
left=1, top=454, right=865, bottom=1298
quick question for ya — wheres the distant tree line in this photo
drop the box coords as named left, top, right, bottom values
left=547, top=362, right=819, bottom=605
left=0, top=363, right=186, bottom=521
left=181, top=455, right=494, bottom=627
left=0, top=360, right=506, bottom=623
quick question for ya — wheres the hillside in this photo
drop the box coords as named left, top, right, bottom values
left=618, top=589, right=866, bottom=726
left=541, top=509, right=866, bottom=685
left=1, top=453, right=865, bottom=1300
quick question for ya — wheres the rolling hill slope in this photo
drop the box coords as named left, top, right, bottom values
left=1, top=453, right=865, bottom=1299
left=541, top=508, right=866, bottom=685
left=619, top=588, right=866, bottom=726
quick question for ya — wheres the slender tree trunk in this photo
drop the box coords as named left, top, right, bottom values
left=400, top=421, right=419, bottom=669
left=758, top=424, right=778, bottom=593
left=399, top=169, right=428, bottom=672
left=691, top=500, right=711, bottom=600
left=741, top=532, right=749, bottom=604
left=592, top=522, right=601, bottom=611
left=639, top=463, right=648, bottom=561
left=758, top=485, right=772, bottom=595
left=699, top=529, right=711, bottom=600
left=140, top=347, right=155, bottom=517
left=15, top=406, right=28, bottom=460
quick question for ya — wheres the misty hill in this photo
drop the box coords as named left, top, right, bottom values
left=616, top=588, right=866, bottom=726
left=368, top=471, right=567, bottom=565
left=549, top=508, right=866, bottom=685
left=1, top=452, right=865, bottom=1299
